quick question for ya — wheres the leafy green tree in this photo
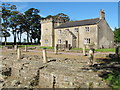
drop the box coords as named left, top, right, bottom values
left=15, top=13, right=26, bottom=43
left=9, top=11, right=20, bottom=45
left=114, top=28, right=120, bottom=43
left=54, top=13, right=70, bottom=22
left=24, top=8, right=41, bottom=44
left=2, top=3, right=17, bottom=45
left=45, top=13, right=70, bottom=23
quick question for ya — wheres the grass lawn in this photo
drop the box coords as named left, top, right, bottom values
left=71, top=48, right=117, bottom=52
left=95, top=48, right=115, bottom=52
left=1, top=45, right=120, bottom=53
left=18, top=45, right=40, bottom=48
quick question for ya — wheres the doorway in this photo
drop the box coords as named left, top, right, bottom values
left=65, top=40, right=68, bottom=48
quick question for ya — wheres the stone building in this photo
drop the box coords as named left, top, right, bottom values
left=41, top=10, right=114, bottom=49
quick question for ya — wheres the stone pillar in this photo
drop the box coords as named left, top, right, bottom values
left=54, top=45, right=58, bottom=54
left=14, top=45, right=17, bottom=51
left=25, top=45, right=27, bottom=52
left=83, top=45, right=86, bottom=56
left=43, top=48, right=47, bottom=63
left=17, top=48, right=21, bottom=59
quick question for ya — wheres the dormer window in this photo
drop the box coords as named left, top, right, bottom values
left=85, top=27, right=90, bottom=32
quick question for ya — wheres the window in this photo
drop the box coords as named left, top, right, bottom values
left=84, top=38, right=90, bottom=44
left=58, top=39, right=61, bottom=44
left=58, top=30, right=62, bottom=34
left=75, top=28, right=79, bottom=32
left=45, top=39, right=48, bottom=44
left=85, top=27, right=90, bottom=32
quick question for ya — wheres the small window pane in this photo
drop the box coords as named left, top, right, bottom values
left=85, top=27, right=90, bottom=32
left=75, top=28, right=79, bottom=32
left=58, top=39, right=61, bottom=44
left=84, top=38, right=90, bottom=44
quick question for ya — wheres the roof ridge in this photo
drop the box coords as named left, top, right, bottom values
left=69, top=18, right=99, bottom=23
left=59, top=18, right=99, bottom=26
left=55, top=17, right=100, bottom=29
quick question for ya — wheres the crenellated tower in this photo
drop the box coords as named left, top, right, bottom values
left=40, top=17, right=64, bottom=47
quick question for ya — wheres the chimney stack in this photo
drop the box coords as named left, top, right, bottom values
left=100, top=9, right=105, bottom=19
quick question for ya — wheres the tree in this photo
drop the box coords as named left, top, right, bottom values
left=0, top=29, right=10, bottom=45
left=23, top=38, right=27, bottom=43
left=9, top=11, right=20, bottom=45
left=15, top=13, right=25, bottom=43
left=114, top=28, right=120, bottom=43
left=2, top=3, right=17, bottom=45
left=24, top=8, right=41, bottom=44
left=45, top=13, right=70, bottom=23
left=54, top=13, right=70, bottom=22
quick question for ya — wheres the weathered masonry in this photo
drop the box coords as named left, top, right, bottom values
left=41, top=10, right=114, bottom=49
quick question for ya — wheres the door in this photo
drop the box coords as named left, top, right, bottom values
left=65, top=40, right=68, bottom=48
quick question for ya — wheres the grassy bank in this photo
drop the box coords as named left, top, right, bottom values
left=104, top=71, right=120, bottom=89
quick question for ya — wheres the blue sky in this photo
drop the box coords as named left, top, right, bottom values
left=8, top=2, right=118, bottom=28
left=2, top=2, right=119, bottom=42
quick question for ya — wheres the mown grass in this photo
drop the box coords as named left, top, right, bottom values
left=95, top=48, right=115, bottom=52
left=71, top=48, right=120, bottom=52
left=71, top=48, right=83, bottom=50
left=19, top=45, right=54, bottom=49
left=18, top=45, right=40, bottom=48
left=1, top=45, right=120, bottom=53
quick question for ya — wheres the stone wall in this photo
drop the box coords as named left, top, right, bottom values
left=1, top=52, right=111, bottom=88
left=41, top=18, right=54, bottom=47
left=41, top=18, right=64, bottom=47
left=55, top=25, right=98, bottom=49
left=98, top=19, right=114, bottom=48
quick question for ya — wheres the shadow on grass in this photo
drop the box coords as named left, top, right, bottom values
left=81, top=54, right=120, bottom=88
left=92, top=54, right=120, bottom=88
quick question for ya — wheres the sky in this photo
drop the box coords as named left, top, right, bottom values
left=1, top=2, right=119, bottom=42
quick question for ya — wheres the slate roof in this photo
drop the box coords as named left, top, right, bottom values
left=55, top=18, right=100, bottom=29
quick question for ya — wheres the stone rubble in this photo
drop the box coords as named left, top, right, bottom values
left=0, top=52, right=114, bottom=88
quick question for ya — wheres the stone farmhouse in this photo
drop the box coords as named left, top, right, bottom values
left=41, top=10, right=114, bottom=49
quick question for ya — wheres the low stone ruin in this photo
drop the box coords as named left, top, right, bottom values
left=1, top=52, right=112, bottom=88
